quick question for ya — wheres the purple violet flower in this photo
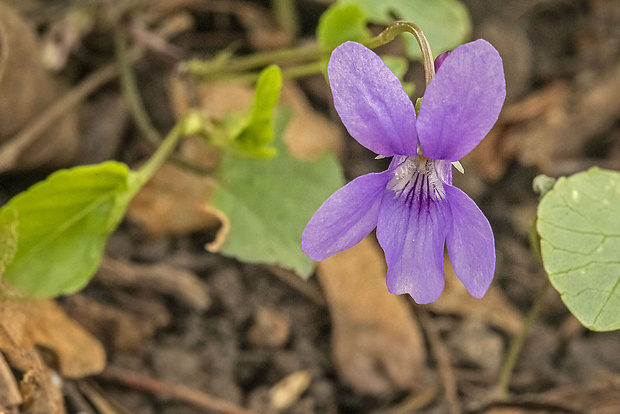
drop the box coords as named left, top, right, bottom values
left=302, top=40, right=506, bottom=304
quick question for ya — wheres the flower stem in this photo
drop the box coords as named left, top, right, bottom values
left=184, top=21, right=436, bottom=85
left=114, top=25, right=212, bottom=176
left=493, top=278, right=551, bottom=399
left=493, top=219, right=551, bottom=399
left=366, top=21, right=436, bottom=86
left=203, top=61, right=324, bottom=84
left=270, top=0, right=299, bottom=41
left=182, top=45, right=325, bottom=80
left=134, top=123, right=185, bottom=187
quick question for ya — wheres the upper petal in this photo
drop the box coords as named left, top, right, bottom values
left=445, top=185, right=495, bottom=298
left=376, top=171, right=452, bottom=304
left=328, top=41, right=418, bottom=157
left=302, top=170, right=391, bottom=261
left=417, top=39, right=506, bottom=161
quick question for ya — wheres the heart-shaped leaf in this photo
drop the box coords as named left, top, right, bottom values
left=537, top=167, right=620, bottom=331
left=0, top=162, right=140, bottom=297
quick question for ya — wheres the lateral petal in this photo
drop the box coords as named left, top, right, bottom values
left=328, top=41, right=418, bottom=157
left=376, top=173, right=452, bottom=304
left=417, top=39, right=506, bottom=161
left=445, top=185, right=495, bottom=298
left=302, top=171, right=391, bottom=261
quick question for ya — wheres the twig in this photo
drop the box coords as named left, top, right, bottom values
left=386, top=382, right=441, bottom=414
left=466, top=394, right=583, bottom=414
left=0, top=63, right=118, bottom=170
left=63, top=381, right=97, bottom=414
left=99, top=365, right=259, bottom=414
left=78, top=379, right=136, bottom=414
left=0, top=23, right=211, bottom=175
left=415, top=306, right=461, bottom=414
left=97, top=257, right=211, bottom=311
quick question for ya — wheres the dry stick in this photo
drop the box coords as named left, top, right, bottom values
left=0, top=64, right=118, bottom=170
left=415, top=306, right=462, bottom=414
left=78, top=379, right=142, bottom=414
left=466, top=394, right=582, bottom=414
left=100, top=366, right=259, bottom=414
left=0, top=33, right=209, bottom=175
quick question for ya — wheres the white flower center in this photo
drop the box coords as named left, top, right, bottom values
left=387, top=156, right=446, bottom=202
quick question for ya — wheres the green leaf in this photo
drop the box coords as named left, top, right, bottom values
left=317, top=4, right=370, bottom=79
left=0, top=208, right=18, bottom=279
left=337, top=0, right=471, bottom=59
left=0, top=162, right=140, bottom=297
left=231, top=65, right=283, bottom=158
left=316, top=4, right=412, bottom=93
left=537, top=167, right=620, bottom=331
left=317, top=4, right=370, bottom=50
left=211, top=110, right=345, bottom=277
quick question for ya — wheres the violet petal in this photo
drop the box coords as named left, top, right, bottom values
left=417, top=39, right=506, bottom=161
left=434, top=159, right=453, bottom=186
left=376, top=177, right=452, bottom=304
left=445, top=185, right=495, bottom=298
left=302, top=171, right=391, bottom=261
left=328, top=41, right=418, bottom=157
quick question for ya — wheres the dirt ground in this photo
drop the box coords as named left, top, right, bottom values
left=1, top=0, right=620, bottom=413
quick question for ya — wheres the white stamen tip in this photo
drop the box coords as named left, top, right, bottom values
left=374, top=155, right=385, bottom=160
left=452, top=161, right=464, bottom=174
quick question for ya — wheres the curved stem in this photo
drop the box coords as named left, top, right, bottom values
left=365, top=21, right=435, bottom=86
left=114, top=25, right=213, bottom=176
left=494, top=278, right=551, bottom=399
left=493, top=219, right=551, bottom=399
left=183, top=45, right=323, bottom=80
left=185, top=21, right=436, bottom=86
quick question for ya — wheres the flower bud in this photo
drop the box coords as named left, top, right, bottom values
left=434, top=50, right=452, bottom=72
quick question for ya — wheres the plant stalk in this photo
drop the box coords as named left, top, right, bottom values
left=114, top=25, right=212, bottom=176
left=185, top=21, right=436, bottom=85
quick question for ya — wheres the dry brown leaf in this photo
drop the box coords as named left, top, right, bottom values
left=203, top=203, right=230, bottom=252
left=1, top=347, right=66, bottom=414
left=127, top=163, right=220, bottom=235
left=0, top=299, right=106, bottom=378
left=428, top=257, right=523, bottom=335
left=474, top=59, right=620, bottom=177
left=280, top=81, right=342, bottom=160
left=0, top=2, right=78, bottom=172
left=317, top=237, right=428, bottom=396
left=0, top=352, right=22, bottom=407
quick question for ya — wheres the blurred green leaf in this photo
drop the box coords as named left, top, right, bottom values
left=317, top=4, right=370, bottom=50
left=537, top=167, right=620, bottom=331
left=230, top=65, right=283, bottom=158
left=0, top=162, right=140, bottom=297
left=337, top=0, right=471, bottom=59
left=211, top=110, right=345, bottom=278
left=316, top=4, right=412, bottom=92
left=0, top=208, right=18, bottom=279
